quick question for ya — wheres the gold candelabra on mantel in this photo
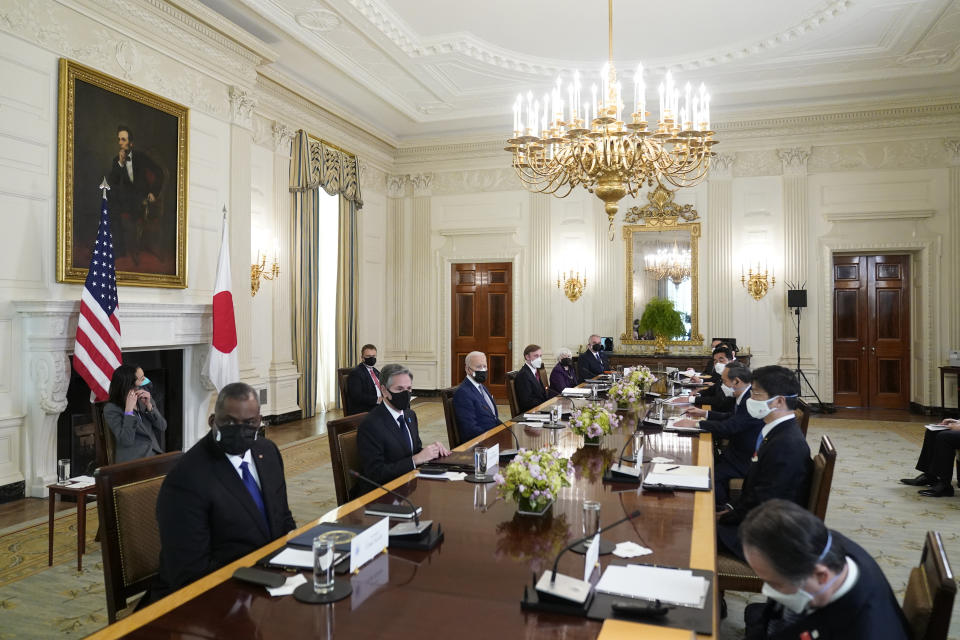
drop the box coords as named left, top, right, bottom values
left=557, top=271, right=587, bottom=302
left=251, top=251, right=279, bottom=297
left=741, top=262, right=774, bottom=301
left=505, top=0, right=717, bottom=238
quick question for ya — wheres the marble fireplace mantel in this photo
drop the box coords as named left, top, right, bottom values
left=15, top=300, right=213, bottom=497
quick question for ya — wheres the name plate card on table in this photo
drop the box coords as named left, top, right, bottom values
left=562, top=388, right=592, bottom=397
left=584, top=533, right=600, bottom=581
left=350, top=517, right=390, bottom=574
left=608, top=462, right=642, bottom=478
left=485, top=444, right=499, bottom=470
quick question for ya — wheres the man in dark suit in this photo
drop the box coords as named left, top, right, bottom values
left=453, top=351, right=501, bottom=442
left=357, top=364, right=450, bottom=488
left=148, top=383, right=296, bottom=604
left=741, top=500, right=909, bottom=640
left=899, top=418, right=960, bottom=497
left=515, top=344, right=549, bottom=413
left=107, top=125, right=164, bottom=264
left=577, top=334, right=609, bottom=381
left=717, top=365, right=812, bottom=561
left=675, top=361, right=764, bottom=506
left=690, top=344, right=737, bottom=412
left=346, top=343, right=381, bottom=415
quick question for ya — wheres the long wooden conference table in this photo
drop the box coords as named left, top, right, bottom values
left=88, top=394, right=717, bottom=639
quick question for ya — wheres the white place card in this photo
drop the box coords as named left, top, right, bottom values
left=609, top=462, right=642, bottom=477
left=584, top=533, right=600, bottom=582
left=536, top=571, right=592, bottom=604
left=486, top=443, right=499, bottom=471
left=350, top=516, right=389, bottom=573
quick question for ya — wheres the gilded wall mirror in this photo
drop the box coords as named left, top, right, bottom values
left=622, top=185, right=703, bottom=346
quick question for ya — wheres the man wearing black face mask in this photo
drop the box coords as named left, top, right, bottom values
left=453, top=351, right=501, bottom=442
left=146, top=382, right=296, bottom=605
left=577, top=334, right=610, bottom=381
left=346, top=343, right=381, bottom=415
left=356, top=364, right=450, bottom=491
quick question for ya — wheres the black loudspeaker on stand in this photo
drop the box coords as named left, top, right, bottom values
left=786, top=285, right=834, bottom=414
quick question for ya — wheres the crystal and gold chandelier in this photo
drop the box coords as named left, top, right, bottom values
left=644, top=242, right=691, bottom=286
left=506, top=0, right=717, bottom=237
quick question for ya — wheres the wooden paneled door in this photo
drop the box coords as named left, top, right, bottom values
left=451, top=263, right=512, bottom=400
left=832, top=254, right=910, bottom=409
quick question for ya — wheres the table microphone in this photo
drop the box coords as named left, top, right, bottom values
left=349, top=469, right=421, bottom=526
left=493, top=421, right=521, bottom=456
left=549, top=510, right=641, bottom=584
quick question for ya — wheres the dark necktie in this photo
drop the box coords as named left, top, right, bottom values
left=397, top=413, right=413, bottom=452
left=240, top=461, right=269, bottom=531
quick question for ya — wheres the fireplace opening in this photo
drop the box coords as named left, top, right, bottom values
left=58, top=349, right=184, bottom=476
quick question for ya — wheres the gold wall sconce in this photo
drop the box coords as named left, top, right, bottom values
left=251, top=251, right=279, bottom=297
left=741, top=262, right=775, bottom=300
left=557, top=271, right=587, bottom=302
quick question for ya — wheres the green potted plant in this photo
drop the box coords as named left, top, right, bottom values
left=639, top=297, right=686, bottom=352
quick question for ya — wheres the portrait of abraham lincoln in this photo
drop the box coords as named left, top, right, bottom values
left=57, top=59, right=188, bottom=288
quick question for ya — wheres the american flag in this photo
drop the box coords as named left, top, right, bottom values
left=73, top=188, right=122, bottom=401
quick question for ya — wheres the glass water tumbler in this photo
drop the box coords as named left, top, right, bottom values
left=582, top=500, right=601, bottom=542
left=550, top=404, right=562, bottom=424
left=57, top=459, right=71, bottom=484
left=474, top=446, right=488, bottom=479
left=313, top=537, right=336, bottom=594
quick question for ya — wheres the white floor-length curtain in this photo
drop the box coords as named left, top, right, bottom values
left=316, top=190, right=340, bottom=412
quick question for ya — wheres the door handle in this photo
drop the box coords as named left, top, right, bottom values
left=861, top=346, right=865, bottom=352
left=871, top=346, right=876, bottom=353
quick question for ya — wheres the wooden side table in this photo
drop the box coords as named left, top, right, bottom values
left=939, top=366, right=960, bottom=415
left=47, top=481, right=98, bottom=571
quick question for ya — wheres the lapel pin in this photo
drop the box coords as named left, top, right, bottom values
left=258, top=454, right=263, bottom=459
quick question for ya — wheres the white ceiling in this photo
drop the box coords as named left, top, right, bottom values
left=197, top=0, right=960, bottom=145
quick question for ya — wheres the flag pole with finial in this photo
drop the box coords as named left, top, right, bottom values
left=99, top=177, right=110, bottom=199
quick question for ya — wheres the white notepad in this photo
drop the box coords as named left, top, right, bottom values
left=643, top=464, right=710, bottom=490
left=595, top=564, right=709, bottom=608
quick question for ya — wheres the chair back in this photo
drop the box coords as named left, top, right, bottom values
left=795, top=398, right=812, bottom=438
left=902, top=531, right=956, bottom=640
left=95, top=451, right=182, bottom=622
left=806, top=434, right=837, bottom=520
left=537, top=366, right=549, bottom=390
left=505, top=370, right=520, bottom=418
left=327, top=413, right=367, bottom=505
left=337, top=367, right=353, bottom=414
left=440, top=386, right=461, bottom=448
left=91, top=401, right=116, bottom=467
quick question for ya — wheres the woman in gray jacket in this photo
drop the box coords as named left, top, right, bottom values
left=103, top=364, right=167, bottom=462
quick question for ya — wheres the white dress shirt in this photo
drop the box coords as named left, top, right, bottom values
left=761, top=412, right=796, bottom=439
left=384, top=401, right=415, bottom=455
left=365, top=365, right=382, bottom=398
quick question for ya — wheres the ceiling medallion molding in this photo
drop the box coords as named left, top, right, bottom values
left=295, top=9, right=342, bottom=32
left=346, top=0, right=852, bottom=76
left=624, top=184, right=700, bottom=226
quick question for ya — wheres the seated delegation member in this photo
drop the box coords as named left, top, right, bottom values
left=741, top=500, right=909, bottom=640
left=148, top=383, right=296, bottom=605
left=676, top=361, right=763, bottom=507
left=577, top=334, right=609, bottom=381
left=515, top=344, right=549, bottom=413
left=357, top=364, right=450, bottom=487
left=717, top=365, right=812, bottom=560
left=900, top=418, right=960, bottom=497
left=346, top=343, right=381, bottom=415
left=549, top=347, right=579, bottom=395
left=103, top=364, right=167, bottom=463
left=691, top=344, right=737, bottom=411
left=699, top=338, right=727, bottom=376
left=453, top=351, right=501, bottom=442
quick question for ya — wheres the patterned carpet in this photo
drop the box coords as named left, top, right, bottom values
left=0, top=414, right=957, bottom=638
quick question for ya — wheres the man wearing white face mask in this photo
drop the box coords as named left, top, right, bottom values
left=689, top=344, right=737, bottom=412
left=677, top=361, right=764, bottom=507
left=741, top=500, right=909, bottom=640
left=717, top=365, right=812, bottom=560
left=516, top=344, right=550, bottom=413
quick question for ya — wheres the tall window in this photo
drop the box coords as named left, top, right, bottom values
left=316, top=190, right=339, bottom=410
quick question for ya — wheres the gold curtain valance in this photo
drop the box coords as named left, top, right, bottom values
left=289, top=130, right=363, bottom=208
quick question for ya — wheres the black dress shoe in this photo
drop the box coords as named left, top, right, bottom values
left=918, top=482, right=955, bottom=497
left=901, top=473, right=936, bottom=486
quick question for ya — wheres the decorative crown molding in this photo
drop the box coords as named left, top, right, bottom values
left=386, top=174, right=407, bottom=198
left=778, top=147, right=812, bottom=174
left=410, top=173, right=434, bottom=197
left=710, top=153, right=736, bottom=179
left=271, top=121, right=295, bottom=154
left=229, top=85, right=256, bottom=129
left=945, top=138, right=960, bottom=166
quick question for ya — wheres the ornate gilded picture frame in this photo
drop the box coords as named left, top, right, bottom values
left=57, top=59, right=188, bottom=288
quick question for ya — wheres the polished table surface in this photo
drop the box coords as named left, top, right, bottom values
left=89, top=396, right=717, bottom=639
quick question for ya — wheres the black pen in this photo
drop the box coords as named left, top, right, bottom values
left=665, top=465, right=680, bottom=471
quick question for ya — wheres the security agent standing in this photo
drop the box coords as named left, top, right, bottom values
left=147, top=383, right=296, bottom=605
left=452, top=351, right=501, bottom=442
left=716, top=365, right=812, bottom=560
left=674, top=361, right=764, bottom=507
left=577, top=334, right=610, bottom=380
left=346, top=343, right=381, bottom=415
left=357, top=363, right=450, bottom=487
left=741, top=499, right=909, bottom=640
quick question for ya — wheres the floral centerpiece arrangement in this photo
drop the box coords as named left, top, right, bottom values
left=569, top=401, right=622, bottom=445
left=495, top=447, right=573, bottom=515
left=608, top=366, right=657, bottom=407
